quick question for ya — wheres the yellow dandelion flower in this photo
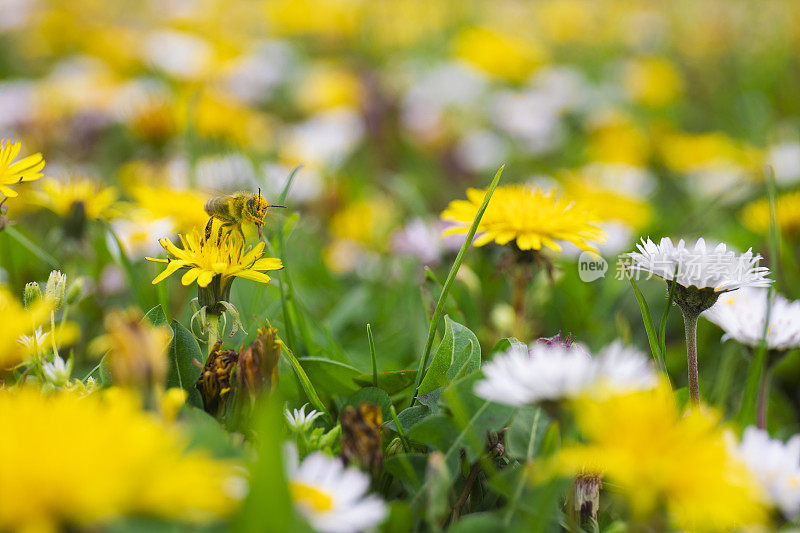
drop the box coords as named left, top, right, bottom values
left=552, top=382, right=767, bottom=531
left=0, top=287, right=53, bottom=369
left=441, top=185, right=605, bottom=253
left=0, top=387, right=239, bottom=531
left=658, top=131, right=761, bottom=174
left=741, top=189, right=800, bottom=235
left=329, top=196, right=397, bottom=250
left=146, top=228, right=283, bottom=289
left=30, top=177, right=120, bottom=221
left=0, top=139, right=45, bottom=197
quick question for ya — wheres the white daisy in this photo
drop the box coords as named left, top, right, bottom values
left=733, top=427, right=800, bottom=519
left=285, top=404, right=324, bottom=432
left=474, top=340, right=656, bottom=406
left=704, top=287, right=800, bottom=351
left=628, top=237, right=771, bottom=292
left=285, top=445, right=387, bottom=533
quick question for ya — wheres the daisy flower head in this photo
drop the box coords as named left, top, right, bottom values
left=474, top=339, right=656, bottom=406
left=146, top=227, right=283, bottom=310
left=628, top=237, right=771, bottom=293
left=441, top=185, right=606, bottom=253
left=284, top=445, right=387, bottom=533
left=285, top=404, right=323, bottom=432
left=704, top=287, right=800, bottom=351
left=733, top=427, right=800, bottom=519
left=0, top=139, right=45, bottom=198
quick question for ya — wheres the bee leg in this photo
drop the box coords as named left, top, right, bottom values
left=204, top=218, right=214, bottom=242
left=238, top=227, right=247, bottom=243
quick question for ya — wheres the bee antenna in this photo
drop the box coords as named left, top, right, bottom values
left=269, top=205, right=287, bottom=209
left=258, top=187, right=261, bottom=200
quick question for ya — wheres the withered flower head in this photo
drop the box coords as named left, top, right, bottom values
left=340, top=402, right=383, bottom=473
left=196, top=342, right=238, bottom=418
left=574, top=472, right=603, bottom=520
left=537, top=332, right=576, bottom=349
left=236, top=323, right=281, bottom=402
left=91, top=308, right=171, bottom=391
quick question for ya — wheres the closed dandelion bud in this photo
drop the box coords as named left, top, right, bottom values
left=236, top=323, right=281, bottom=401
left=23, top=282, right=41, bottom=309
left=573, top=473, right=602, bottom=520
left=44, top=270, right=67, bottom=309
left=91, top=308, right=170, bottom=393
left=65, top=277, right=85, bottom=305
left=340, top=402, right=383, bottom=473
left=196, top=342, right=239, bottom=418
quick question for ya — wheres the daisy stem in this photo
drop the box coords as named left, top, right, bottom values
left=756, top=364, right=772, bottom=430
left=682, top=310, right=700, bottom=406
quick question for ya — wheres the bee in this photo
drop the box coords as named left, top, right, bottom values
left=204, top=188, right=284, bottom=243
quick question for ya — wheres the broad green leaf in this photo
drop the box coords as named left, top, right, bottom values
left=385, top=405, right=430, bottom=433
left=489, top=337, right=527, bottom=356
left=380, top=501, right=413, bottom=533
left=143, top=304, right=168, bottom=327
left=180, top=405, right=242, bottom=458
left=506, top=406, right=549, bottom=459
left=344, top=387, right=392, bottom=420
left=383, top=453, right=427, bottom=492
left=418, top=316, right=481, bottom=396
left=166, top=319, right=203, bottom=409
left=448, top=513, right=505, bottom=533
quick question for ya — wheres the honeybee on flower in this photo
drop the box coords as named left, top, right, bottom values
left=204, top=188, right=285, bottom=243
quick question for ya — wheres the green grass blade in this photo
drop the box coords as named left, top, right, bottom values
left=5, top=225, right=59, bottom=268
left=411, top=165, right=504, bottom=404
left=629, top=276, right=667, bottom=375
left=280, top=342, right=327, bottom=415
left=367, top=323, right=378, bottom=387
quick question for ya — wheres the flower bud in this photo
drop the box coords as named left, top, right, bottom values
left=23, top=282, right=42, bottom=309
left=236, top=323, right=281, bottom=402
left=44, top=270, right=67, bottom=309
left=65, top=276, right=85, bottom=305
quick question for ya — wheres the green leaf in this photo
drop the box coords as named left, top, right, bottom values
left=384, top=453, right=427, bottom=492
left=353, top=370, right=416, bottom=394
left=379, top=501, right=413, bottom=533
left=418, top=316, right=481, bottom=397
left=344, top=387, right=392, bottom=421
left=490, top=337, right=527, bottom=356
left=180, top=405, right=242, bottom=458
left=143, top=304, right=168, bottom=327
left=296, top=357, right=361, bottom=398
left=505, top=406, right=549, bottom=459
left=385, top=405, right=430, bottom=433
left=166, top=319, right=203, bottom=409
left=629, top=277, right=667, bottom=374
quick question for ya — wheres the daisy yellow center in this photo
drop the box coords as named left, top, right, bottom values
left=290, top=481, right=334, bottom=512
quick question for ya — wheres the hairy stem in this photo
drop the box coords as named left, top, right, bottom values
left=682, top=311, right=700, bottom=406
left=207, top=313, right=220, bottom=356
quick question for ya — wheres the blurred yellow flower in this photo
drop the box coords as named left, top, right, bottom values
left=441, top=185, right=605, bottom=252
left=146, top=228, right=283, bottom=288
left=91, top=308, right=171, bottom=391
left=587, top=114, right=649, bottom=166
left=658, top=131, right=761, bottom=173
left=453, top=27, right=547, bottom=83
left=265, top=0, right=365, bottom=39
left=31, top=177, right=120, bottom=221
left=181, top=89, right=272, bottom=149
left=128, top=184, right=208, bottom=234
left=535, top=0, right=595, bottom=44
left=0, top=139, right=45, bottom=198
left=564, top=179, right=652, bottom=230
left=624, top=57, right=684, bottom=108
left=0, top=288, right=52, bottom=369
left=298, top=64, right=362, bottom=113
left=0, top=387, right=238, bottom=531
left=553, top=383, right=766, bottom=531
left=741, top=189, right=800, bottom=235
left=329, top=196, right=397, bottom=251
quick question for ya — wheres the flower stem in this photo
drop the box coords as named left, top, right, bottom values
left=682, top=310, right=700, bottom=406
left=756, top=364, right=773, bottom=429
left=512, top=265, right=528, bottom=339
left=207, top=313, right=220, bottom=356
